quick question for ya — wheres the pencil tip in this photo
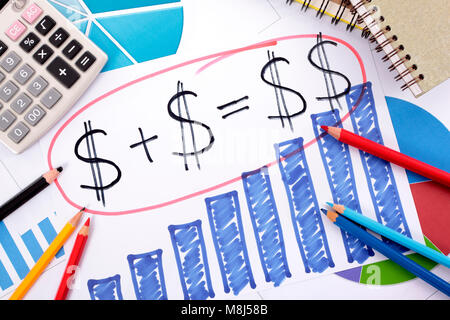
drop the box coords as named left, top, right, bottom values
left=320, top=208, right=328, bottom=215
left=320, top=125, right=329, bottom=132
left=57, top=166, right=63, bottom=173
left=70, top=210, right=84, bottom=226
left=84, top=218, right=91, bottom=227
left=326, top=202, right=334, bottom=207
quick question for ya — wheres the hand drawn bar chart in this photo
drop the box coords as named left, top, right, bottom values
left=205, top=191, right=256, bottom=295
left=311, top=110, right=374, bottom=264
left=0, top=216, right=64, bottom=293
left=85, top=82, right=413, bottom=300
left=127, top=249, right=168, bottom=300
left=346, top=83, right=412, bottom=251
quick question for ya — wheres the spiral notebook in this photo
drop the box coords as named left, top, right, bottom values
left=349, top=0, right=449, bottom=97
left=287, top=1, right=369, bottom=36
left=289, top=0, right=449, bottom=97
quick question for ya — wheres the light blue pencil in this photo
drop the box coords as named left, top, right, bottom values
left=322, top=209, right=450, bottom=297
left=327, top=202, right=450, bottom=268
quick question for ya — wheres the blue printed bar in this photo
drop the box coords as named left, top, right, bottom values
left=87, top=274, right=123, bottom=300
left=275, top=137, right=334, bottom=273
left=168, top=220, right=215, bottom=300
left=0, top=259, right=13, bottom=290
left=205, top=191, right=256, bottom=295
left=241, top=167, right=291, bottom=286
left=346, top=82, right=411, bottom=250
left=311, top=110, right=374, bottom=263
left=127, top=249, right=168, bottom=300
left=0, top=221, right=29, bottom=279
left=38, top=217, right=65, bottom=259
left=21, top=230, right=43, bottom=263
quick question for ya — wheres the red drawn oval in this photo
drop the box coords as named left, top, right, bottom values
left=48, top=34, right=367, bottom=216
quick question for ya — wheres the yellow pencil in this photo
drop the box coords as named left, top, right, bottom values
left=9, top=208, right=85, bottom=300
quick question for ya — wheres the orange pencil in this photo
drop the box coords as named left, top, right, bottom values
left=55, top=218, right=91, bottom=300
left=321, top=126, right=450, bottom=187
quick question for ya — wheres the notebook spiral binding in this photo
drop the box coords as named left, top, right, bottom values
left=286, top=0, right=370, bottom=38
left=352, top=0, right=424, bottom=91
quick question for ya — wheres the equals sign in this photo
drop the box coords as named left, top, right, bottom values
left=217, top=96, right=250, bottom=119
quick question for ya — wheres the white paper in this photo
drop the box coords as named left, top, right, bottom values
left=36, top=4, right=423, bottom=300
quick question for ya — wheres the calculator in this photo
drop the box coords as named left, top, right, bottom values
left=0, top=0, right=107, bottom=154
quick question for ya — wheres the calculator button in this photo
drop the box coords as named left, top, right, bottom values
left=0, top=110, right=16, bottom=132
left=35, top=16, right=56, bottom=36
left=47, top=57, right=80, bottom=89
left=0, top=81, right=19, bottom=102
left=19, top=32, right=40, bottom=53
left=63, top=40, right=83, bottom=60
left=0, top=71, right=4, bottom=83
left=11, top=93, right=33, bottom=115
left=1, top=51, right=22, bottom=73
left=0, top=40, right=7, bottom=57
left=27, top=76, right=48, bottom=97
left=33, top=45, right=54, bottom=65
left=76, top=52, right=96, bottom=72
left=22, top=3, right=44, bottom=24
left=49, top=28, right=69, bottom=48
left=24, top=105, right=46, bottom=127
left=14, top=64, right=35, bottom=85
left=8, top=122, right=29, bottom=144
left=41, top=88, right=61, bottom=109
left=5, top=20, right=27, bottom=41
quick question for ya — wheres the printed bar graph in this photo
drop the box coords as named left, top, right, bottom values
left=168, top=220, right=215, bottom=300
left=0, top=216, right=64, bottom=292
left=127, top=249, right=168, bottom=300
left=0, top=260, right=13, bottom=290
left=275, top=137, right=334, bottom=273
left=21, top=230, right=44, bottom=263
left=0, top=221, right=29, bottom=280
left=38, top=217, right=65, bottom=258
left=311, top=110, right=374, bottom=263
left=87, top=274, right=123, bottom=300
left=241, top=167, right=291, bottom=286
left=346, top=82, right=411, bottom=250
left=205, top=191, right=256, bottom=295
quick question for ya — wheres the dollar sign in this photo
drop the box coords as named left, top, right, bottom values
left=167, top=81, right=215, bottom=171
left=307, top=33, right=351, bottom=111
left=261, top=50, right=307, bottom=131
left=74, top=121, right=122, bottom=207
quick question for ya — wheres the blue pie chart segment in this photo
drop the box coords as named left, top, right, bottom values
left=48, top=0, right=184, bottom=72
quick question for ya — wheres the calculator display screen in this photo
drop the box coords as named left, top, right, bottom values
left=0, top=0, right=8, bottom=11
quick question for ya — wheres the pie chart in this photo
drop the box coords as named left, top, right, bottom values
left=48, top=0, right=184, bottom=72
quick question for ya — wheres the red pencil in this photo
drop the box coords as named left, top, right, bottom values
left=321, top=126, right=450, bottom=187
left=55, top=218, right=91, bottom=300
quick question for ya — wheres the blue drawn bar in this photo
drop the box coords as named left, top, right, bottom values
left=312, top=110, right=374, bottom=263
left=275, top=137, right=334, bottom=273
left=127, top=249, right=168, bottom=300
left=0, top=259, right=13, bottom=290
left=205, top=191, right=256, bottom=295
left=241, top=167, right=291, bottom=286
left=21, top=230, right=43, bottom=263
left=0, top=221, right=29, bottom=279
left=168, top=220, right=215, bottom=300
left=346, top=82, right=411, bottom=250
left=87, top=274, right=123, bottom=300
left=38, top=218, right=65, bottom=259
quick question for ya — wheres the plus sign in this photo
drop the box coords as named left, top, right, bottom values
left=59, top=68, right=67, bottom=77
left=38, top=50, right=47, bottom=59
left=130, top=128, right=158, bottom=164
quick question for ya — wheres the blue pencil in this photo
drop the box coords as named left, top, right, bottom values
left=321, top=209, right=450, bottom=296
left=327, top=202, right=450, bottom=268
